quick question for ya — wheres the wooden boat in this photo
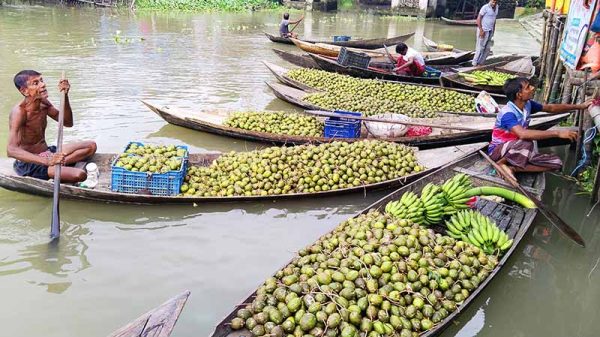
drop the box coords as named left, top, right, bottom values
left=264, top=32, right=415, bottom=50
left=265, top=81, right=567, bottom=142
left=144, top=99, right=564, bottom=149
left=107, top=291, right=190, bottom=337
left=293, top=38, right=474, bottom=67
left=441, top=60, right=535, bottom=94
left=210, top=150, right=545, bottom=337
left=272, top=49, right=320, bottom=69
left=309, top=53, right=443, bottom=85
left=441, top=16, right=478, bottom=26
left=422, top=36, right=468, bottom=53
left=262, top=61, right=508, bottom=104
left=291, top=38, right=397, bottom=59
left=0, top=142, right=485, bottom=205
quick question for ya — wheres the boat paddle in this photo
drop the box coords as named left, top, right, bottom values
left=478, top=150, right=585, bottom=247
left=50, top=71, right=66, bottom=241
left=289, top=16, right=304, bottom=36
left=304, top=110, right=480, bottom=131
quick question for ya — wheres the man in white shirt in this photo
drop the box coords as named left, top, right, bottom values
left=472, top=0, right=498, bottom=66
left=393, top=43, right=426, bottom=76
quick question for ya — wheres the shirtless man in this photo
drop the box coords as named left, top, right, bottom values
left=7, top=70, right=97, bottom=183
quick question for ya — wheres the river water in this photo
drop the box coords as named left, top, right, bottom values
left=0, top=4, right=599, bottom=337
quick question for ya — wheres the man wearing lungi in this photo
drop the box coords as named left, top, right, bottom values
left=489, top=77, right=592, bottom=180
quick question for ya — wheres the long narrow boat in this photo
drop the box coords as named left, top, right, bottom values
left=264, top=32, right=415, bottom=49
left=292, top=38, right=475, bottom=66
left=210, top=150, right=545, bottom=337
left=272, top=49, right=320, bottom=69
left=107, top=291, right=190, bottom=337
left=263, top=61, right=509, bottom=104
left=441, top=60, right=534, bottom=94
left=441, top=16, right=478, bottom=26
left=422, top=36, right=468, bottom=53
left=291, top=38, right=399, bottom=59
left=143, top=101, right=558, bottom=149
left=265, top=81, right=567, bottom=143
left=308, top=53, right=443, bottom=85
left=0, top=143, right=485, bottom=204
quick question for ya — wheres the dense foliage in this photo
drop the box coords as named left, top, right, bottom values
left=135, top=0, right=279, bottom=11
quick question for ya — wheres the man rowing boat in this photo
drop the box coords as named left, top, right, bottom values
left=489, top=77, right=591, bottom=180
left=7, top=70, right=97, bottom=183
left=279, top=13, right=304, bottom=38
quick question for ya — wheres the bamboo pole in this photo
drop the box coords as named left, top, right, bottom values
left=539, top=11, right=553, bottom=84
left=574, top=70, right=589, bottom=164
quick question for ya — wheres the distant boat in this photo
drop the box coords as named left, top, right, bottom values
left=264, top=31, right=415, bottom=50
left=441, top=16, right=478, bottom=26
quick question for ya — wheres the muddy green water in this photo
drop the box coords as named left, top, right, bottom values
left=0, top=4, right=599, bottom=337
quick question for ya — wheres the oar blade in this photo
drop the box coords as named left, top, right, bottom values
left=478, top=150, right=586, bottom=247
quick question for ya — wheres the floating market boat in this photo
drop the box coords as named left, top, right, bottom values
left=422, top=36, right=468, bottom=53
left=291, top=39, right=474, bottom=67
left=441, top=16, right=478, bottom=26
left=272, top=49, right=320, bottom=69
left=0, top=142, right=486, bottom=204
left=308, top=53, right=443, bottom=85
left=143, top=101, right=543, bottom=149
left=265, top=81, right=567, bottom=144
left=262, top=62, right=509, bottom=104
left=441, top=60, right=535, bottom=94
left=290, top=38, right=393, bottom=59
left=210, top=150, right=545, bottom=337
left=264, top=32, right=415, bottom=50
left=107, top=291, right=190, bottom=337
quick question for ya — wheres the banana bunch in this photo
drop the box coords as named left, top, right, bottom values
left=420, top=183, right=446, bottom=225
left=384, top=191, right=425, bottom=224
left=459, top=70, right=516, bottom=87
left=441, top=173, right=473, bottom=214
left=445, top=210, right=513, bottom=254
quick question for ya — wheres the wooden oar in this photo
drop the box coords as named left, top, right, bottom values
left=382, top=44, right=396, bottom=65
left=478, top=150, right=585, bottom=247
left=289, top=16, right=303, bottom=35
left=304, top=110, right=481, bottom=131
left=50, top=71, right=66, bottom=240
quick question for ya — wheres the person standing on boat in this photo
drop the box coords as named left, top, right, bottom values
left=472, top=0, right=498, bottom=66
left=393, top=42, right=426, bottom=76
left=489, top=77, right=591, bottom=180
left=7, top=70, right=97, bottom=183
left=279, top=13, right=304, bottom=39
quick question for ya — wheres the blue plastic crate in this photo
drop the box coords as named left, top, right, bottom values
left=110, top=142, right=189, bottom=196
left=333, top=35, right=351, bottom=42
left=423, top=66, right=442, bottom=78
left=324, top=119, right=361, bottom=138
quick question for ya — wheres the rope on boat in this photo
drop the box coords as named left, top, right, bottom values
left=570, top=126, right=597, bottom=176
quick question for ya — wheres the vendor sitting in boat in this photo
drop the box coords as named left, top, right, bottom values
left=393, top=42, right=426, bottom=77
left=7, top=70, right=97, bottom=183
left=489, top=77, right=591, bottom=180
left=279, top=13, right=304, bottom=39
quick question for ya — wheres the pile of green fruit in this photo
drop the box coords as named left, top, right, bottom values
left=458, top=70, right=516, bottom=86
left=180, top=140, right=424, bottom=197
left=114, top=143, right=187, bottom=173
left=224, top=112, right=324, bottom=137
left=228, top=209, right=499, bottom=337
left=286, top=69, right=475, bottom=118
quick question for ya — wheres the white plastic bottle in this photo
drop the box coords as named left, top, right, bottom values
left=80, top=162, right=99, bottom=189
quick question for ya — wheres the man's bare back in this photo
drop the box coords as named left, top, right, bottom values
left=7, top=70, right=96, bottom=183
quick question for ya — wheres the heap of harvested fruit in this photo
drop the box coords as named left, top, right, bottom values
left=224, top=111, right=324, bottom=137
